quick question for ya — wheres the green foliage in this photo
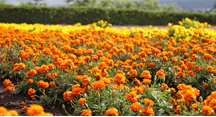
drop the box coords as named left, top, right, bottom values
left=0, top=6, right=216, bottom=25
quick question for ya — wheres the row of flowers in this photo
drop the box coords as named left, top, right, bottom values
left=1, top=18, right=216, bottom=116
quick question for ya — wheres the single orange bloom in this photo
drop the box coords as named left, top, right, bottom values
left=141, top=106, right=154, bottom=116
left=113, top=74, right=126, bottom=85
left=201, top=106, right=214, bottom=116
left=132, top=78, right=141, bottom=86
left=159, top=83, right=169, bottom=91
left=49, top=81, right=56, bottom=87
left=8, top=110, right=19, bottom=116
left=193, top=65, right=201, bottom=71
left=209, top=99, right=216, bottom=110
left=91, top=80, right=105, bottom=91
left=130, top=102, right=142, bottom=112
left=202, top=83, right=208, bottom=88
left=126, top=92, right=139, bottom=102
left=5, top=85, right=15, bottom=92
left=3, top=79, right=12, bottom=86
left=171, top=57, right=177, bottom=62
left=187, top=70, right=195, bottom=76
left=142, top=79, right=151, bottom=84
left=143, top=98, right=154, bottom=106
left=21, top=101, right=25, bottom=105
left=27, top=78, right=34, bottom=85
left=148, top=62, right=154, bottom=68
left=79, top=98, right=88, bottom=107
left=140, top=70, right=151, bottom=79
left=206, top=66, right=214, bottom=73
left=27, top=104, right=44, bottom=116
left=104, top=108, right=119, bottom=116
left=27, top=88, right=36, bottom=96
left=37, top=80, right=45, bottom=87
left=81, top=109, right=92, bottom=116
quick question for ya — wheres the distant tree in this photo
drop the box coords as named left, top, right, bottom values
left=17, top=0, right=47, bottom=6
left=162, top=3, right=178, bottom=11
left=64, top=0, right=178, bottom=11
left=64, top=0, right=91, bottom=6
left=0, top=0, right=7, bottom=4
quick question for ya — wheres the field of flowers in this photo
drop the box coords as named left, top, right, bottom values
left=1, top=18, right=216, bottom=116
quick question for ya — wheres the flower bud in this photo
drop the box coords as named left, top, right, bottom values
left=199, top=96, right=203, bottom=102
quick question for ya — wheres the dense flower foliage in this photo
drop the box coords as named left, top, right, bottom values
left=1, top=18, right=216, bottom=116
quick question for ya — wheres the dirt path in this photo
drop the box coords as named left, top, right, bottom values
left=0, top=79, right=73, bottom=116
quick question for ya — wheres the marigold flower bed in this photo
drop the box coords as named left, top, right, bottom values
left=1, top=18, right=216, bottom=116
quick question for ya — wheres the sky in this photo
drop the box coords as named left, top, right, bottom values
left=6, top=0, right=69, bottom=6
left=5, top=0, right=216, bottom=11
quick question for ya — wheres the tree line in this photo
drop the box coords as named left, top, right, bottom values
left=0, top=0, right=178, bottom=11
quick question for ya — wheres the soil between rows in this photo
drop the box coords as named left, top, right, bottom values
left=0, top=78, right=73, bottom=116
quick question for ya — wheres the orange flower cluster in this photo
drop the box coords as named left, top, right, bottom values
left=12, top=62, right=26, bottom=72
left=176, top=84, right=200, bottom=105
left=104, top=108, right=119, bottom=116
left=27, top=88, right=36, bottom=98
left=130, top=102, right=142, bottom=112
left=0, top=106, right=19, bottom=116
left=26, top=104, right=53, bottom=116
left=141, top=106, right=154, bottom=116
left=126, top=92, right=139, bottom=102
left=37, top=80, right=49, bottom=89
left=3, top=79, right=15, bottom=92
left=79, top=98, right=88, bottom=107
left=81, top=109, right=92, bottom=116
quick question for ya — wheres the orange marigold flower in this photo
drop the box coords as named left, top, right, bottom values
left=177, top=84, right=186, bottom=90
left=27, top=104, right=44, bottom=116
left=21, top=101, right=25, bottom=105
left=206, top=66, right=214, bottom=73
left=104, top=108, right=119, bottom=116
left=142, top=79, right=151, bottom=84
left=194, top=65, right=201, bottom=71
left=171, top=57, right=177, bottom=62
left=79, top=98, right=88, bottom=107
left=81, top=109, right=92, bottom=116
left=3, top=79, right=12, bottom=86
left=183, top=90, right=197, bottom=105
left=101, top=78, right=111, bottom=87
left=201, top=106, right=214, bottom=116
left=5, top=85, right=15, bottom=92
left=191, top=54, right=198, bottom=60
left=49, top=81, right=56, bottom=87
left=159, top=83, right=169, bottom=91
left=132, top=78, right=141, bottom=86
left=72, top=84, right=81, bottom=90
left=202, top=83, right=208, bottom=88
left=43, top=48, right=52, bottom=56
left=27, top=88, right=36, bottom=96
left=191, top=103, right=198, bottom=110
left=26, top=69, right=37, bottom=77
left=42, top=82, right=49, bottom=89
left=37, top=80, right=44, bottom=87
left=0, top=106, right=8, bottom=115
left=8, top=110, right=19, bottom=116
left=209, top=99, right=216, bottom=110
left=113, top=74, right=126, bottom=85
left=91, top=80, right=105, bottom=91
left=187, top=70, right=195, bottom=76
left=22, top=106, right=29, bottom=111
left=27, top=78, right=34, bottom=85
left=143, top=98, right=154, bottom=106
left=148, top=62, right=154, bottom=68
left=176, top=98, right=185, bottom=103
left=140, top=70, right=151, bottom=79
left=141, top=106, right=154, bottom=116
left=130, top=102, right=142, bottom=112
left=126, top=92, right=139, bottom=102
